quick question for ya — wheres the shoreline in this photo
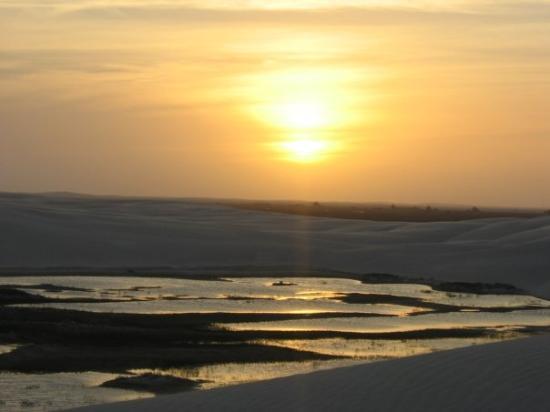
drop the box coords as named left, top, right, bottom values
left=0, top=271, right=529, bottom=299
left=2, top=194, right=549, bottom=299
left=66, top=333, right=550, bottom=412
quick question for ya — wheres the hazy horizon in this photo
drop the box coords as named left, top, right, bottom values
left=3, top=189, right=549, bottom=212
left=2, top=1, right=550, bottom=208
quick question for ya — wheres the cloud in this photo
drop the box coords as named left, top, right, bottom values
left=0, top=49, right=157, bottom=78
left=59, top=4, right=550, bottom=26
left=2, top=1, right=550, bottom=26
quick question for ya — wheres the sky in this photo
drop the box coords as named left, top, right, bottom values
left=1, top=1, right=550, bottom=207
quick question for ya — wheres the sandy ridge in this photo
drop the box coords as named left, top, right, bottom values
left=1, top=193, right=550, bottom=297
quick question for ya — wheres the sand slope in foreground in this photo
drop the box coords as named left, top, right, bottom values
left=1, top=193, right=550, bottom=297
left=69, top=334, right=550, bottom=412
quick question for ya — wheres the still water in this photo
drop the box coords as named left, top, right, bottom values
left=1, top=275, right=549, bottom=412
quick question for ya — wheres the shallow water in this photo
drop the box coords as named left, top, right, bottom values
left=224, top=309, right=550, bottom=333
left=2, top=275, right=550, bottom=411
left=130, top=359, right=366, bottom=390
left=6, top=275, right=549, bottom=314
left=0, top=372, right=151, bottom=412
left=19, top=299, right=422, bottom=316
left=0, top=345, right=17, bottom=355
left=255, top=335, right=520, bottom=358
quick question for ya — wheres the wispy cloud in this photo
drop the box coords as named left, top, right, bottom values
left=0, top=49, right=147, bottom=76
left=3, top=1, right=550, bottom=25
left=56, top=3, right=550, bottom=26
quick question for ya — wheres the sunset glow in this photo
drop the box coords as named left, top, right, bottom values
left=267, top=98, right=340, bottom=162
left=2, top=3, right=550, bottom=411
left=1, top=1, right=550, bottom=206
left=247, top=67, right=358, bottom=164
left=279, top=138, right=330, bottom=163
left=272, top=100, right=331, bottom=130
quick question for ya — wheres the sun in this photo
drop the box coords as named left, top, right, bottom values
left=279, top=138, right=330, bottom=163
left=260, top=98, right=338, bottom=162
left=273, top=100, right=330, bottom=130
left=246, top=69, right=353, bottom=163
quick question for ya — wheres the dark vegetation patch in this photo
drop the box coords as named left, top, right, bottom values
left=0, top=289, right=128, bottom=305
left=0, top=305, right=510, bottom=374
left=3, top=283, right=93, bottom=293
left=0, top=343, right=334, bottom=374
left=0, top=300, right=541, bottom=350
left=0, top=285, right=167, bottom=305
left=0, top=307, right=393, bottom=347
left=106, top=286, right=162, bottom=292
left=331, top=293, right=542, bottom=316
left=0, top=288, right=49, bottom=304
left=330, top=293, right=544, bottom=314
left=356, top=275, right=527, bottom=297
left=431, top=282, right=523, bottom=295
left=332, top=293, right=449, bottom=310
left=227, top=200, right=543, bottom=222
left=159, top=295, right=189, bottom=301
left=222, top=295, right=274, bottom=301
left=100, top=373, right=203, bottom=394
left=249, top=328, right=508, bottom=340
left=272, top=281, right=297, bottom=287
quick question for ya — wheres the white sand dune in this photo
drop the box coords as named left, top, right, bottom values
left=68, top=334, right=550, bottom=412
left=3, top=193, right=550, bottom=411
left=1, top=192, right=550, bottom=297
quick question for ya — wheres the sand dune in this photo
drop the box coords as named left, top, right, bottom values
left=3, top=193, right=550, bottom=411
left=1, top=192, right=549, bottom=297
left=68, top=334, right=550, bottom=412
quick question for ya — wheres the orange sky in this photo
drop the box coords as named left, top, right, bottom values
left=1, top=1, right=550, bottom=207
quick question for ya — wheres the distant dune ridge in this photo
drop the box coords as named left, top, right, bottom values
left=1, top=192, right=549, bottom=297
